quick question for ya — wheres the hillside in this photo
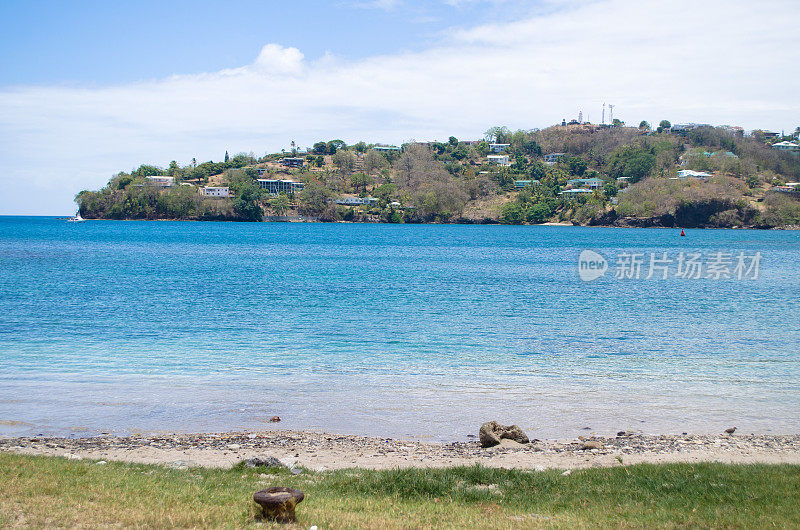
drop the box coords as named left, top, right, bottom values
left=75, top=124, right=800, bottom=228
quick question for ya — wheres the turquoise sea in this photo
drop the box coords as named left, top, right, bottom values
left=1, top=216, right=799, bottom=440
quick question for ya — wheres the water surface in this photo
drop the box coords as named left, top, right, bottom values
left=1, top=217, right=799, bottom=440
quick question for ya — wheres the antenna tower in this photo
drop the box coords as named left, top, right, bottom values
left=609, top=104, right=615, bottom=125
left=602, top=103, right=606, bottom=125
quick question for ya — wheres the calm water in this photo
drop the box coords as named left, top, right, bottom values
left=1, top=216, right=799, bottom=440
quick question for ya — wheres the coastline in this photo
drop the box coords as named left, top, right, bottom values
left=64, top=216, right=800, bottom=229
left=3, top=430, right=799, bottom=470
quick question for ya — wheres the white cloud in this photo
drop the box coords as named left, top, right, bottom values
left=1, top=0, right=799, bottom=214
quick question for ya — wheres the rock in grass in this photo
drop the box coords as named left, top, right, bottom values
left=479, top=421, right=530, bottom=448
left=243, top=456, right=286, bottom=469
left=253, top=487, right=304, bottom=523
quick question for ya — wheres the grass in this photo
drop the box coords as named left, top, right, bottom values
left=1, top=453, right=799, bottom=528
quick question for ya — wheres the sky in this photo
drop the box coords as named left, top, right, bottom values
left=1, top=0, right=799, bottom=215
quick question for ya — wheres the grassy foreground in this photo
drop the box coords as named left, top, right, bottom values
left=1, top=454, right=799, bottom=528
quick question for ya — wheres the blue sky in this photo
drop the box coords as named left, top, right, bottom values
left=0, top=0, right=533, bottom=85
left=1, top=0, right=799, bottom=215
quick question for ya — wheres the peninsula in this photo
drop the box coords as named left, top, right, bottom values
left=76, top=122, right=800, bottom=228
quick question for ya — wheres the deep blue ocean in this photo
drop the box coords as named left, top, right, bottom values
left=1, top=216, right=799, bottom=440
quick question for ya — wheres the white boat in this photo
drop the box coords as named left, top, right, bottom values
left=67, top=212, right=85, bottom=222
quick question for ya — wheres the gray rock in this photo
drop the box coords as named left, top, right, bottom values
left=243, top=456, right=286, bottom=469
left=479, top=421, right=529, bottom=448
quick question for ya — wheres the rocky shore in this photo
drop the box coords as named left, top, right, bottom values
left=2, top=431, right=799, bottom=471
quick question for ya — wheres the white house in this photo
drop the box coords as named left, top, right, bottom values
left=673, top=170, right=712, bottom=180
left=200, top=186, right=230, bottom=198
left=489, top=143, right=510, bottom=153
left=772, top=141, right=800, bottom=155
left=487, top=155, right=511, bottom=166
left=146, top=176, right=175, bottom=187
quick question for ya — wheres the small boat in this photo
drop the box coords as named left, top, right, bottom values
left=67, top=212, right=85, bottom=222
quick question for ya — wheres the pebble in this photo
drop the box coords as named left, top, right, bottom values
left=226, top=444, right=241, bottom=450
left=4, top=431, right=798, bottom=468
left=96, top=460, right=107, bottom=465
left=561, top=469, right=572, bottom=476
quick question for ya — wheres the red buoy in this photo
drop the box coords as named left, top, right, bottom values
left=680, top=229, right=685, bottom=236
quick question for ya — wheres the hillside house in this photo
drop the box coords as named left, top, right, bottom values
left=567, top=177, right=604, bottom=189
left=256, top=179, right=305, bottom=195
left=544, top=153, right=565, bottom=164
left=145, top=176, right=175, bottom=187
left=772, top=141, right=800, bottom=155
left=199, top=186, right=230, bottom=198
left=487, top=155, right=511, bottom=166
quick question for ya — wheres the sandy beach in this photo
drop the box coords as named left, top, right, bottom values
left=3, top=430, right=799, bottom=471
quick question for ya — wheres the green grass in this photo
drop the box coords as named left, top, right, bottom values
left=2, top=453, right=799, bottom=528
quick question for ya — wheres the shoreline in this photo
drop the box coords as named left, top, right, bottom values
left=55, top=216, right=800, bottom=229
left=3, top=430, right=799, bottom=470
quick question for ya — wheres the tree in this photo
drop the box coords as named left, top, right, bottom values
left=364, top=149, right=388, bottom=174
left=659, top=120, right=672, bottom=129
left=485, top=126, right=511, bottom=143
left=350, top=172, right=374, bottom=194
left=527, top=202, right=553, bottom=224
left=612, top=118, right=624, bottom=128
left=313, top=141, right=328, bottom=155
left=563, top=156, right=588, bottom=176
left=500, top=201, right=525, bottom=224
left=606, top=145, right=656, bottom=183
left=270, top=193, right=290, bottom=216
left=333, top=150, right=356, bottom=174
left=131, top=164, right=165, bottom=177
left=166, top=160, right=180, bottom=176
left=298, top=182, right=334, bottom=219
left=327, top=139, right=346, bottom=154
left=224, top=151, right=229, bottom=163
left=639, top=121, right=651, bottom=131
left=448, top=136, right=458, bottom=146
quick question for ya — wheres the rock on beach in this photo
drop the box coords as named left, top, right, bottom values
left=479, top=421, right=530, bottom=448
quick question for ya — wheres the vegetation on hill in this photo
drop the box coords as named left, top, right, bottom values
left=75, top=122, right=800, bottom=228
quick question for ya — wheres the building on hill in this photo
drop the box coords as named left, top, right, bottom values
left=145, top=176, right=174, bottom=187
left=720, top=125, right=745, bottom=136
left=199, top=186, right=230, bottom=198
left=336, top=196, right=379, bottom=206
left=487, top=154, right=511, bottom=166
left=559, top=188, right=594, bottom=196
left=671, top=123, right=712, bottom=135
left=673, top=170, right=712, bottom=180
left=567, top=177, right=604, bottom=189
left=373, top=144, right=402, bottom=152
left=772, top=141, right=800, bottom=155
left=771, top=185, right=800, bottom=196
left=256, top=179, right=305, bottom=195
left=544, top=153, right=565, bottom=164
left=280, top=157, right=305, bottom=168
left=489, top=143, right=510, bottom=153
left=514, top=180, right=540, bottom=188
